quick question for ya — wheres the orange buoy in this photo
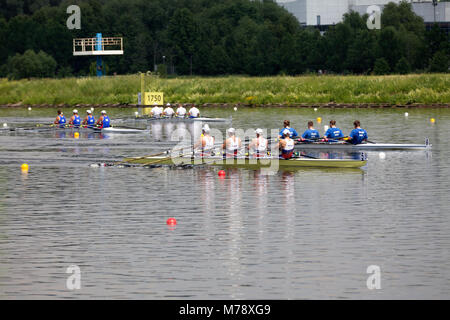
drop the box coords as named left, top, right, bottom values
left=21, top=163, right=29, bottom=172
left=166, top=218, right=177, bottom=226
left=218, top=170, right=226, bottom=177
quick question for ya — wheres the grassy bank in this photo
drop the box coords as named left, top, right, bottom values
left=0, top=74, right=449, bottom=106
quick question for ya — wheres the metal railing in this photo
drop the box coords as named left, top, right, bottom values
left=73, top=37, right=123, bottom=53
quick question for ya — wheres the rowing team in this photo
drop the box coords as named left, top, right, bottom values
left=278, top=119, right=368, bottom=145
left=54, top=109, right=111, bottom=129
left=149, top=103, right=200, bottom=118
left=195, top=120, right=368, bottom=159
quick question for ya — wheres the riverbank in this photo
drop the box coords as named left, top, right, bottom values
left=1, top=74, right=449, bottom=106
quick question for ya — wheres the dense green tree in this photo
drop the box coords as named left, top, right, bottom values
left=373, top=58, right=390, bottom=75
left=429, top=51, right=449, bottom=73
left=168, top=8, right=196, bottom=75
left=7, top=49, right=57, bottom=79
left=395, top=57, right=412, bottom=74
left=0, top=0, right=449, bottom=78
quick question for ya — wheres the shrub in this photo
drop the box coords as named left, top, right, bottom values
left=395, top=57, right=412, bottom=74
left=429, top=51, right=449, bottom=73
left=7, top=50, right=57, bottom=79
left=373, top=58, right=391, bottom=75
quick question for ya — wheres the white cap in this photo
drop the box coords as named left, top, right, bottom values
left=282, top=129, right=291, bottom=136
left=166, top=103, right=171, bottom=106
left=86, top=110, right=92, bottom=114
left=101, top=110, right=106, bottom=114
left=202, top=124, right=210, bottom=133
left=227, top=128, right=235, bottom=134
left=255, top=128, right=263, bottom=135
left=73, top=109, right=78, bottom=113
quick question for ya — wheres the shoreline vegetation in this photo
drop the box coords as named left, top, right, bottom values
left=0, top=74, right=449, bottom=108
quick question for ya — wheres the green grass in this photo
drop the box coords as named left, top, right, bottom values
left=0, top=74, right=449, bottom=105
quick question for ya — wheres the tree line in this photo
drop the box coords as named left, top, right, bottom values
left=0, top=0, right=448, bottom=79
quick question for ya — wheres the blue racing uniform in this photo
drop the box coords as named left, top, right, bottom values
left=324, top=127, right=344, bottom=140
left=279, top=127, right=298, bottom=138
left=58, top=115, right=66, bottom=128
left=302, top=129, right=320, bottom=140
left=86, top=115, right=95, bottom=127
left=72, top=115, right=81, bottom=127
left=349, top=128, right=368, bottom=145
left=101, top=115, right=111, bottom=128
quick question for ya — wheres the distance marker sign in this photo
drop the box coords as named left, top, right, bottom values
left=144, top=92, right=164, bottom=106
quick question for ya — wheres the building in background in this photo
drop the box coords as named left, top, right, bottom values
left=277, top=0, right=450, bottom=33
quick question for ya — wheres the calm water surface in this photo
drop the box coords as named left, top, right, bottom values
left=0, top=107, right=449, bottom=299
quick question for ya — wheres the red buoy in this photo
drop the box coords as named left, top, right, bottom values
left=218, top=170, right=226, bottom=177
left=166, top=218, right=177, bottom=226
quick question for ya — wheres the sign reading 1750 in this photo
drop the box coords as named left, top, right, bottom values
left=144, top=92, right=164, bottom=106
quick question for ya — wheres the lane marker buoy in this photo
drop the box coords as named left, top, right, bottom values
left=167, top=218, right=177, bottom=226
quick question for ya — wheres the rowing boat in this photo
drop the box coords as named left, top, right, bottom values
left=118, top=116, right=232, bottom=123
left=123, top=155, right=367, bottom=169
left=294, top=138, right=431, bottom=151
left=1, top=126, right=147, bottom=134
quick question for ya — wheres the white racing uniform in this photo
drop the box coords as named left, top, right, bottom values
left=226, top=137, right=241, bottom=156
left=176, top=107, right=187, bottom=118
left=189, top=107, right=200, bottom=118
left=164, top=107, right=175, bottom=117
left=151, top=106, right=163, bottom=118
left=252, top=137, right=268, bottom=156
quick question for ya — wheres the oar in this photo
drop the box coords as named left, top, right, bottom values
left=141, top=152, right=192, bottom=167
left=117, top=144, right=194, bottom=166
left=297, top=154, right=319, bottom=159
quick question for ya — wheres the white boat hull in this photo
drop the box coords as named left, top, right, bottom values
left=295, top=139, right=431, bottom=151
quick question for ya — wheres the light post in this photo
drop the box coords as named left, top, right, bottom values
left=162, top=55, right=166, bottom=74
left=432, top=0, right=438, bottom=24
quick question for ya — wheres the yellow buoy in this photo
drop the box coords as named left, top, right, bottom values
left=21, top=163, right=29, bottom=172
left=74, top=132, right=80, bottom=139
left=430, top=118, right=436, bottom=124
left=317, top=117, right=322, bottom=123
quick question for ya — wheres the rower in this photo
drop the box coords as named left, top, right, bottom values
left=194, top=124, right=215, bottom=156
left=278, top=120, right=298, bottom=139
left=150, top=103, right=163, bottom=118
left=347, top=120, right=368, bottom=145
left=324, top=120, right=344, bottom=141
left=277, top=129, right=295, bottom=159
left=69, top=109, right=81, bottom=128
left=96, top=110, right=111, bottom=128
left=249, top=128, right=268, bottom=157
left=176, top=104, right=187, bottom=118
left=82, top=110, right=95, bottom=128
left=54, top=110, right=66, bottom=128
left=301, top=121, right=320, bottom=141
left=188, top=105, right=200, bottom=118
left=163, top=103, right=175, bottom=118
left=223, top=128, right=242, bottom=157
